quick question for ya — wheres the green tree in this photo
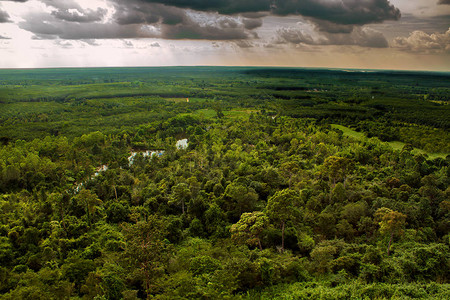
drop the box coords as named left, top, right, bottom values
left=230, top=211, right=269, bottom=250
left=62, top=255, right=96, bottom=291
left=375, top=208, right=407, bottom=255
left=321, top=156, right=353, bottom=186
left=122, top=215, right=169, bottom=298
left=266, top=189, right=301, bottom=252
left=223, top=182, right=258, bottom=220
left=48, top=192, right=70, bottom=230
left=280, top=160, right=301, bottom=188
left=74, top=189, right=103, bottom=226
left=170, top=183, right=191, bottom=215
left=310, top=244, right=338, bottom=274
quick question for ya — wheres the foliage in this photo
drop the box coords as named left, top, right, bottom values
left=230, top=211, right=269, bottom=250
left=0, top=67, right=449, bottom=298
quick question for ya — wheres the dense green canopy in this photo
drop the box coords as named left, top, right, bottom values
left=0, top=67, right=449, bottom=299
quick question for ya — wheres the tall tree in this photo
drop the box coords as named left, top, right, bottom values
left=223, top=182, right=258, bottom=220
left=321, top=156, right=353, bottom=187
left=170, top=183, right=191, bottom=215
left=266, top=189, right=301, bottom=252
left=75, top=189, right=103, bottom=227
left=122, top=215, right=169, bottom=299
left=375, top=208, right=407, bottom=256
left=230, top=211, right=269, bottom=250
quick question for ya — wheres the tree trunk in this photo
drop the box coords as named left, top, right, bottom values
left=86, top=207, right=91, bottom=227
left=387, top=231, right=394, bottom=256
left=258, top=238, right=263, bottom=251
left=60, top=206, right=67, bottom=231
left=281, top=221, right=285, bottom=252
left=182, top=200, right=185, bottom=215
left=143, top=263, right=151, bottom=300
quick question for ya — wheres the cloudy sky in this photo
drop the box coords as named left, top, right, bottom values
left=0, top=0, right=449, bottom=70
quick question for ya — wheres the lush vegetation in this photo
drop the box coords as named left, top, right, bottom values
left=0, top=67, right=449, bottom=299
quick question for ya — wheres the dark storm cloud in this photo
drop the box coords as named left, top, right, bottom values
left=16, top=0, right=401, bottom=42
left=160, top=18, right=251, bottom=40
left=51, top=8, right=107, bottom=23
left=111, top=0, right=401, bottom=39
left=312, top=20, right=354, bottom=34
left=0, top=8, right=10, bottom=22
left=112, top=1, right=256, bottom=40
left=277, top=26, right=389, bottom=48
left=113, top=2, right=185, bottom=26
left=134, top=0, right=400, bottom=27
left=135, top=0, right=272, bottom=15
left=240, top=12, right=269, bottom=19
left=272, top=0, right=400, bottom=25
left=438, top=0, right=450, bottom=5
left=113, top=0, right=261, bottom=32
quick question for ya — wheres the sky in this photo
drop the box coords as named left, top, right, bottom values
left=0, top=0, right=448, bottom=70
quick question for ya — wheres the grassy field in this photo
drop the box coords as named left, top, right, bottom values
left=331, top=124, right=449, bottom=159
left=331, top=124, right=366, bottom=140
left=223, top=109, right=259, bottom=119
left=182, top=108, right=259, bottom=120
left=191, top=109, right=217, bottom=118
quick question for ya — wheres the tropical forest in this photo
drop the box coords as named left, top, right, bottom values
left=0, top=67, right=449, bottom=299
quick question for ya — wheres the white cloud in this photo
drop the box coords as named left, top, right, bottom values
left=393, top=28, right=450, bottom=53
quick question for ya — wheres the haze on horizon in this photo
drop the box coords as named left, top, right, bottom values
left=0, top=0, right=449, bottom=71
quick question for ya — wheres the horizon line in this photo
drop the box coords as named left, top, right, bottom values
left=0, top=65, right=449, bottom=74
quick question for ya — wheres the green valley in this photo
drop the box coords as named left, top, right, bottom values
left=0, top=67, right=449, bottom=299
